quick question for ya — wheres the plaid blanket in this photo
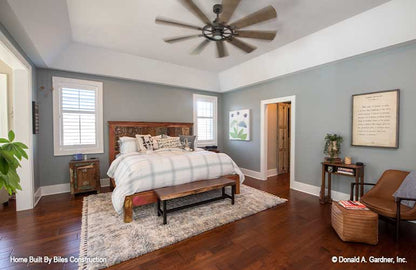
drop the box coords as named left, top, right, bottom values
left=107, top=149, right=245, bottom=214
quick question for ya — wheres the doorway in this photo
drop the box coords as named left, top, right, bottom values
left=267, top=102, right=291, bottom=176
left=260, top=96, right=296, bottom=188
left=0, top=31, right=34, bottom=211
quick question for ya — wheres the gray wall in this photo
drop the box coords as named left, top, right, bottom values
left=0, top=23, right=39, bottom=191
left=222, top=42, right=416, bottom=194
left=36, top=69, right=222, bottom=186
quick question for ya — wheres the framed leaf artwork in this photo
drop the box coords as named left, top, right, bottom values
left=229, top=109, right=250, bottom=141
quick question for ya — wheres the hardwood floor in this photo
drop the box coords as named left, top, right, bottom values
left=1, top=174, right=415, bottom=269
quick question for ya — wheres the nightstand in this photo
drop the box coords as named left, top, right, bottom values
left=69, top=159, right=100, bottom=197
left=203, top=146, right=219, bottom=153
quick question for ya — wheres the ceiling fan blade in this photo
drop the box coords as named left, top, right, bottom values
left=236, top=30, right=277, bottom=40
left=191, top=39, right=210, bottom=55
left=227, top=37, right=256, bottom=53
left=216, top=41, right=228, bottom=58
left=229, top=5, right=277, bottom=29
left=164, top=35, right=202, bottom=43
left=219, top=0, right=241, bottom=24
left=155, top=17, right=202, bottom=30
left=179, top=0, right=211, bottom=25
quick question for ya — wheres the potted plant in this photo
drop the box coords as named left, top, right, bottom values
left=0, top=131, right=28, bottom=206
left=324, top=133, right=343, bottom=163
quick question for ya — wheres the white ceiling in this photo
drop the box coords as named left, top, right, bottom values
left=66, top=0, right=389, bottom=71
left=0, top=0, right=395, bottom=91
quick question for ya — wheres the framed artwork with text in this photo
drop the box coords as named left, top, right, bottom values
left=352, top=89, right=399, bottom=148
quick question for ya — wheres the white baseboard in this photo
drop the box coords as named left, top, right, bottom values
left=291, top=180, right=350, bottom=201
left=240, top=168, right=265, bottom=180
left=267, top=168, right=278, bottom=177
left=242, top=167, right=351, bottom=200
left=33, top=187, right=42, bottom=207
left=41, top=183, right=70, bottom=196
left=100, top=178, right=110, bottom=187
left=34, top=178, right=109, bottom=204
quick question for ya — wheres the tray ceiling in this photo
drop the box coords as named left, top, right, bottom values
left=0, top=0, right=392, bottom=91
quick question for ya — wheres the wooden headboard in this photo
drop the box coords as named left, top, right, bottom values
left=108, top=121, right=193, bottom=163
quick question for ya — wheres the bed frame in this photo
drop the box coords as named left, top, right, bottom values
left=108, top=121, right=240, bottom=223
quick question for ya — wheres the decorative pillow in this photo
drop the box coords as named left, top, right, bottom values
left=118, top=136, right=138, bottom=154
left=179, top=135, right=196, bottom=150
left=393, top=171, right=416, bottom=208
left=151, top=135, right=162, bottom=150
left=135, top=134, right=154, bottom=151
left=156, top=137, right=182, bottom=149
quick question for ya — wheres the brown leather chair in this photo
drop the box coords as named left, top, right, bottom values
left=350, top=170, right=416, bottom=240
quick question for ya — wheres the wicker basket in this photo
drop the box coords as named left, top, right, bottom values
left=331, top=202, right=378, bottom=245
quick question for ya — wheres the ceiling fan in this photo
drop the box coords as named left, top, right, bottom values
left=155, top=0, right=278, bottom=58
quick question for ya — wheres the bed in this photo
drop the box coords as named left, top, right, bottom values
left=107, top=121, right=244, bottom=223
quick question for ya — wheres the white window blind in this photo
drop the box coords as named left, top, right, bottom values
left=53, top=77, right=103, bottom=156
left=193, top=94, right=217, bottom=146
left=61, top=88, right=96, bottom=146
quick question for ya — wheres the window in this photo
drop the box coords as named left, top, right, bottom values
left=193, top=94, right=217, bottom=146
left=53, top=77, right=103, bottom=156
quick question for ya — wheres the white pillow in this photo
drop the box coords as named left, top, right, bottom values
left=118, top=136, right=137, bottom=154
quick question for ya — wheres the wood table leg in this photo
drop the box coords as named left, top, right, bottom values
left=355, top=173, right=359, bottom=201
left=360, top=169, right=365, bottom=198
left=320, top=165, right=326, bottom=204
left=328, top=173, right=332, bottom=203
left=157, top=199, right=161, bottom=216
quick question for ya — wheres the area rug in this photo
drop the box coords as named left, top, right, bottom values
left=79, top=184, right=287, bottom=270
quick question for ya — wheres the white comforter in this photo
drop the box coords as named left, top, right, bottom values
left=107, top=149, right=245, bottom=214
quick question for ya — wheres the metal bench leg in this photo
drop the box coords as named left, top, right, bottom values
left=163, top=200, right=167, bottom=225
left=231, top=185, right=235, bottom=205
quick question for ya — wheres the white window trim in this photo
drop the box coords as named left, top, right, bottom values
left=52, top=76, right=104, bottom=156
left=193, top=94, right=218, bottom=147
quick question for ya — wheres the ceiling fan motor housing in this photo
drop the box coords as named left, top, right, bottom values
left=213, top=4, right=223, bottom=15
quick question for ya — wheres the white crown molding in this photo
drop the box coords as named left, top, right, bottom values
left=219, top=0, right=416, bottom=92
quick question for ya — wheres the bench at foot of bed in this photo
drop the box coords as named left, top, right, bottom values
left=122, top=174, right=240, bottom=223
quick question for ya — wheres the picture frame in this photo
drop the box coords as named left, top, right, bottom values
left=351, top=89, right=399, bottom=148
left=32, top=101, right=39, bottom=134
left=229, top=109, right=250, bottom=141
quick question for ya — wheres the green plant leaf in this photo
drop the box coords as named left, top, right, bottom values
left=8, top=130, right=15, bottom=142
left=15, top=146, right=28, bottom=160
left=0, top=138, right=9, bottom=143
left=14, top=142, right=28, bottom=149
left=237, top=129, right=244, bottom=137
left=0, top=156, right=9, bottom=175
left=229, top=132, right=238, bottom=138
left=240, top=134, right=247, bottom=140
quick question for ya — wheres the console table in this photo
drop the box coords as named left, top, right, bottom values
left=320, top=162, right=365, bottom=204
